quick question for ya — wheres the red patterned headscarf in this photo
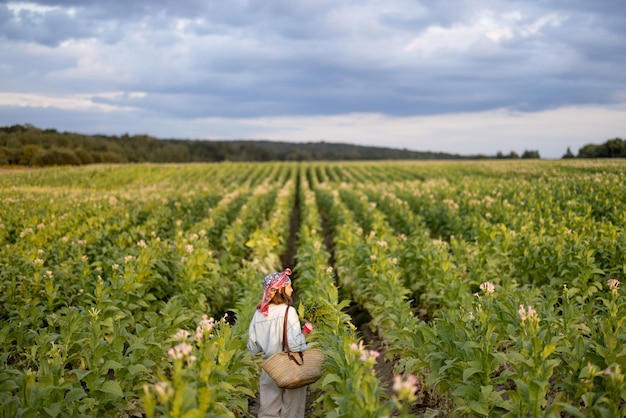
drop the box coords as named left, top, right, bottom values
left=257, top=268, right=292, bottom=316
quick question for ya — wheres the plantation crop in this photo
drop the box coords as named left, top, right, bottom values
left=1, top=160, right=625, bottom=417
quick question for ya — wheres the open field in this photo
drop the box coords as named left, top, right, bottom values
left=1, top=160, right=625, bottom=417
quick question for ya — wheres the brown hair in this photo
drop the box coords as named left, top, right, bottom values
left=270, top=287, right=293, bottom=306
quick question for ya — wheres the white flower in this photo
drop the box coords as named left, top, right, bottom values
left=88, top=307, right=100, bottom=319
left=20, top=227, right=33, bottom=238
left=172, top=329, right=190, bottom=341
left=153, top=381, right=173, bottom=401
left=479, top=281, right=495, bottom=295
left=607, top=278, right=621, bottom=295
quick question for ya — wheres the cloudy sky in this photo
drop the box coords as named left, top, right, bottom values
left=1, top=1, right=625, bottom=158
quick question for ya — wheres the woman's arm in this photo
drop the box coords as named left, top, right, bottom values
left=247, top=317, right=262, bottom=355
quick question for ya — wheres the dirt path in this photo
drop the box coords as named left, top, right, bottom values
left=280, top=173, right=301, bottom=273
left=249, top=172, right=410, bottom=416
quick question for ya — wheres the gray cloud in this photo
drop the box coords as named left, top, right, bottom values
left=0, top=0, right=624, bottom=156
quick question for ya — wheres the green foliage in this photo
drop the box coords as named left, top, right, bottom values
left=0, top=124, right=506, bottom=167
left=30, top=148, right=82, bottom=166
left=2, top=160, right=626, bottom=417
left=0, top=146, right=9, bottom=165
left=521, top=150, right=541, bottom=159
left=577, top=137, right=626, bottom=158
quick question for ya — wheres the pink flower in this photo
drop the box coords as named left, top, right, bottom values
left=518, top=304, right=539, bottom=325
left=351, top=341, right=379, bottom=364
left=360, top=350, right=380, bottom=362
left=517, top=304, right=526, bottom=322
left=350, top=341, right=364, bottom=352
left=392, top=374, right=419, bottom=402
left=168, top=343, right=193, bottom=360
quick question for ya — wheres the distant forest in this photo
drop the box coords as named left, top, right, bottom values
left=0, top=124, right=623, bottom=167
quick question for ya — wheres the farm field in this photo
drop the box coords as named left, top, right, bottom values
left=1, top=160, right=625, bottom=417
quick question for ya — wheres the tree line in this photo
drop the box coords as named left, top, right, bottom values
left=0, top=124, right=622, bottom=167
left=563, top=137, right=626, bottom=158
left=0, top=124, right=473, bottom=166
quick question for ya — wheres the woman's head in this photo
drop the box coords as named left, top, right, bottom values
left=257, top=268, right=293, bottom=315
left=270, top=282, right=293, bottom=305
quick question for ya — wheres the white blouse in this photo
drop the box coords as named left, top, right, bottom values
left=247, top=304, right=307, bottom=359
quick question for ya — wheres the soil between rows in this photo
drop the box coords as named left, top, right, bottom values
left=249, top=175, right=424, bottom=416
left=248, top=177, right=395, bottom=418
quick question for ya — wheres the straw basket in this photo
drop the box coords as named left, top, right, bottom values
left=262, top=348, right=325, bottom=389
left=261, top=305, right=325, bottom=389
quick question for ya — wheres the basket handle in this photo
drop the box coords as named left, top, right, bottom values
left=288, top=351, right=304, bottom=365
left=282, top=305, right=290, bottom=352
left=282, top=305, right=304, bottom=366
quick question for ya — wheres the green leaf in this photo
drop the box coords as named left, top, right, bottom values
left=43, top=404, right=62, bottom=418
left=71, top=369, right=92, bottom=382
left=451, top=384, right=480, bottom=400
left=469, top=400, right=489, bottom=416
left=541, top=343, right=556, bottom=360
left=556, top=403, right=586, bottom=418
left=98, top=380, right=123, bottom=398
left=0, top=379, right=18, bottom=392
left=64, top=387, right=87, bottom=403
left=321, top=373, right=341, bottom=386
left=126, top=342, right=148, bottom=353
left=126, top=364, right=148, bottom=376
left=101, top=360, right=124, bottom=370
left=463, top=366, right=483, bottom=382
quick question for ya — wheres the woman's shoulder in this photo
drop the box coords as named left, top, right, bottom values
left=265, top=303, right=289, bottom=315
left=269, top=303, right=296, bottom=317
left=286, top=305, right=300, bottom=320
left=269, top=303, right=289, bottom=309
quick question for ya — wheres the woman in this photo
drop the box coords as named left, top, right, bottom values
left=247, top=268, right=314, bottom=418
